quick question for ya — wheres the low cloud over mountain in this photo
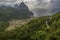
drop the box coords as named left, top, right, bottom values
left=0, top=0, right=60, bottom=17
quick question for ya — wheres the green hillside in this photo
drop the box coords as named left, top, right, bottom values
left=0, top=12, right=60, bottom=40
left=0, top=8, right=33, bottom=21
left=0, top=2, right=33, bottom=21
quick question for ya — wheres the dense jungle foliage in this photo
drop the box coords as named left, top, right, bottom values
left=0, top=12, right=60, bottom=40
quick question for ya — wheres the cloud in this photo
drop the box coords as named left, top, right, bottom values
left=0, top=0, right=16, bottom=6
left=25, top=0, right=60, bottom=16
left=50, top=0, right=60, bottom=13
left=0, top=0, right=60, bottom=17
left=25, top=0, right=51, bottom=9
left=24, top=0, right=52, bottom=17
left=0, top=0, right=16, bottom=2
left=0, top=0, right=51, bottom=8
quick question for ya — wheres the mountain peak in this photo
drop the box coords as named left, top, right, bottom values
left=18, top=2, right=29, bottom=10
left=21, top=1, right=25, bottom=4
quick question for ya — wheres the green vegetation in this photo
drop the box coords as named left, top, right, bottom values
left=0, top=12, right=60, bottom=40
left=0, top=21, right=9, bottom=32
left=0, top=8, right=33, bottom=21
left=0, top=2, right=33, bottom=21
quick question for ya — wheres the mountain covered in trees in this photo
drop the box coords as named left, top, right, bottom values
left=0, top=2, right=33, bottom=21
left=0, top=12, right=60, bottom=40
left=0, top=1, right=60, bottom=40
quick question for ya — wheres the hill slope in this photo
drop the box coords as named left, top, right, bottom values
left=0, top=12, right=60, bottom=40
left=0, top=2, right=33, bottom=21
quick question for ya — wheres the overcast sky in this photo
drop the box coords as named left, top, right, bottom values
left=0, top=0, right=60, bottom=17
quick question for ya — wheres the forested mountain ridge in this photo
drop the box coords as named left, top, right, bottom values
left=0, top=12, right=60, bottom=40
left=0, top=2, right=33, bottom=21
